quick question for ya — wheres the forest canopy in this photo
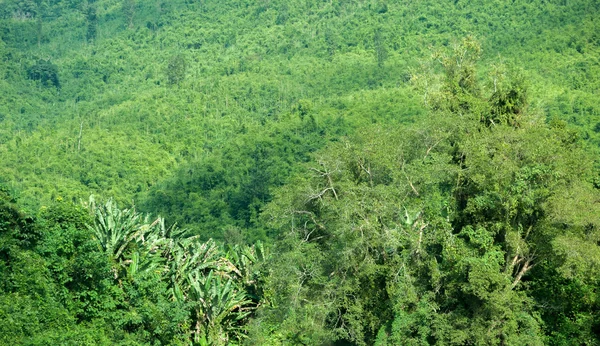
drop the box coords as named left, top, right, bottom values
left=1, top=0, right=600, bottom=344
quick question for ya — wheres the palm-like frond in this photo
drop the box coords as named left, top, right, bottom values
left=188, top=270, right=253, bottom=345
left=86, top=196, right=167, bottom=278
left=86, top=196, right=262, bottom=344
left=87, top=196, right=143, bottom=261
left=226, top=241, right=268, bottom=287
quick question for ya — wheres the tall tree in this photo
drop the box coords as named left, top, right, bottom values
left=123, top=0, right=135, bottom=29
left=249, top=38, right=600, bottom=345
left=85, top=3, right=98, bottom=43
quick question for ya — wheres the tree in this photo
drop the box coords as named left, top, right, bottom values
left=85, top=4, right=98, bottom=43
left=123, top=0, right=135, bottom=29
left=373, top=28, right=387, bottom=68
left=249, top=39, right=600, bottom=345
left=166, top=53, right=187, bottom=86
left=27, top=59, right=60, bottom=88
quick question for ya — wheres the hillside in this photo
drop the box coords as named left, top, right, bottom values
left=1, top=0, right=600, bottom=344
left=1, top=0, right=598, bottom=233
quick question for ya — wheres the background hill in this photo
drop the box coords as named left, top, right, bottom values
left=1, top=0, right=599, bottom=240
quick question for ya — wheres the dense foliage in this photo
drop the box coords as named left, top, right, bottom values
left=1, top=0, right=600, bottom=344
left=249, top=38, right=600, bottom=345
left=1, top=193, right=265, bottom=344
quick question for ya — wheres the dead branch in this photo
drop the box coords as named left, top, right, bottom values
left=511, top=259, right=533, bottom=289
left=357, top=158, right=373, bottom=186
left=293, top=210, right=325, bottom=231
left=424, top=137, right=444, bottom=161
left=309, top=162, right=339, bottom=200
left=400, top=160, right=419, bottom=196
left=415, top=222, right=429, bottom=255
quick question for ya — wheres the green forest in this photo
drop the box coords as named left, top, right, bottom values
left=1, top=0, right=600, bottom=344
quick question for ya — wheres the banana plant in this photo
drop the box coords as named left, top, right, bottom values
left=188, top=270, right=253, bottom=345
left=165, top=238, right=262, bottom=344
left=167, top=237, right=230, bottom=301
left=125, top=218, right=169, bottom=278
left=86, top=196, right=264, bottom=343
left=86, top=196, right=163, bottom=277
left=226, top=241, right=268, bottom=298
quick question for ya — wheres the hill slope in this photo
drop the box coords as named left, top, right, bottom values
left=0, top=0, right=598, bottom=236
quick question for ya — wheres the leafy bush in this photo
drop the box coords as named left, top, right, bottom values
left=27, top=59, right=60, bottom=88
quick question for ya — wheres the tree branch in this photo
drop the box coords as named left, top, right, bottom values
left=511, top=258, right=534, bottom=289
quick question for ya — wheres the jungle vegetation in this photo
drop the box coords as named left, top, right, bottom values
left=1, top=0, right=600, bottom=344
